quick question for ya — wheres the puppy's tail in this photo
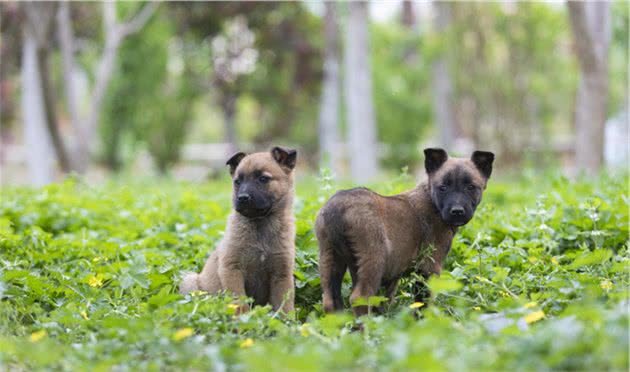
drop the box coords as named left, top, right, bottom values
left=179, top=272, right=200, bottom=294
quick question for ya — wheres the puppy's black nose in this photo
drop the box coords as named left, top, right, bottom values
left=237, top=194, right=252, bottom=203
left=450, top=206, right=465, bottom=216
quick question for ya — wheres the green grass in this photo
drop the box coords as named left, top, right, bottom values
left=0, top=172, right=628, bottom=371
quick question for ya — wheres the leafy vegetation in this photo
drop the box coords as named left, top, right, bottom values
left=0, top=172, right=628, bottom=370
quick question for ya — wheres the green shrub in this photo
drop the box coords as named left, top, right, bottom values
left=0, top=172, right=627, bottom=370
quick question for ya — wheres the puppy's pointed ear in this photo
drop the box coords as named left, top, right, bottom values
left=271, top=146, right=297, bottom=170
left=471, top=151, right=494, bottom=179
left=424, top=148, right=448, bottom=174
left=226, top=152, right=247, bottom=175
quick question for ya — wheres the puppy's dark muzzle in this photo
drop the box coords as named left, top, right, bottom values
left=235, top=194, right=271, bottom=218
left=442, top=206, right=471, bottom=227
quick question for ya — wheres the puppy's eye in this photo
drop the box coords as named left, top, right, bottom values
left=234, top=179, right=241, bottom=186
left=259, top=175, right=271, bottom=183
left=439, top=185, right=447, bottom=192
left=467, top=184, right=476, bottom=191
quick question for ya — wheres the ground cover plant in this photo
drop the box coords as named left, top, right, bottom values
left=0, top=171, right=628, bottom=371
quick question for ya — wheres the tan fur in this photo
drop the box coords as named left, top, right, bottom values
left=180, top=151, right=296, bottom=313
left=316, top=157, right=489, bottom=316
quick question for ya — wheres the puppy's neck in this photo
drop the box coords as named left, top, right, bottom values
left=406, top=182, right=458, bottom=235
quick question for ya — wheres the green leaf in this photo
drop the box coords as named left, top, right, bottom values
left=567, top=249, right=613, bottom=270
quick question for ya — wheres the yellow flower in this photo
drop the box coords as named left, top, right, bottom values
left=29, top=330, right=47, bottom=342
left=88, top=275, right=103, bottom=288
left=80, top=311, right=89, bottom=320
left=409, top=302, right=424, bottom=309
left=240, top=338, right=254, bottom=348
left=173, top=327, right=194, bottom=341
left=300, top=323, right=310, bottom=337
left=473, top=306, right=481, bottom=311
left=524, top=302, right=538, bottom=309
left=551, top=257, right=559, bottom=265
left=600, top=280, right=613, bottom=291
left=227, top=303, right=239, bottom=311
left=524, top=310, right=545, bottom=324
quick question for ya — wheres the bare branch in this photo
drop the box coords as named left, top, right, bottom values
left=120, top=2, right=160, bottom=37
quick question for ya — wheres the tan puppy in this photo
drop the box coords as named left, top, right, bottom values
left=180, top=147, right=297, bottom=313
left=316, top=148, right=494, bottom=316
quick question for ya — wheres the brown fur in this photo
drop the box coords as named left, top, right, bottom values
left=316, top=151, right=492, bottom=316
left=180, top=149, right=296, bottom=313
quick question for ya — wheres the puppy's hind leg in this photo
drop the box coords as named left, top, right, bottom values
left=319, top=238, right=347, bottom=313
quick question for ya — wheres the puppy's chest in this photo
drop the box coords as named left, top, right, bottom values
left=240, top=242, right=281, bottom=272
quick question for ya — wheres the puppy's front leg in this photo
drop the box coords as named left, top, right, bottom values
left=218, top=264, right=249, bottom=313
left=269, top=267, right=295, bottom=314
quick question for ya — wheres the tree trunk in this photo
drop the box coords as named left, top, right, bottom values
left=36, top=46, right=71, bottom=172
left=318, top=1, right=341, bottom=174
left=222, top=92, right=238, bottom=157
left=432, top=1, right=458, bottom=149
left=567, top=1, right=611, bottom=175
left=344, top=1, right=378, bottom=182
left=21, top=31, right=54, bottom=186
left=401, top=0, right=416, bottom=29
left=57, top=2, right=84, bottom=171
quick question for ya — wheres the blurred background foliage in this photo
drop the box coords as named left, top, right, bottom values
left=0, top=1, right=627, bottom=184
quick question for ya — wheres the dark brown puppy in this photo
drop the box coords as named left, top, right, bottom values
left=180, top=147, right=297, bottom=314
left=316, top=148, right=494, bottom=316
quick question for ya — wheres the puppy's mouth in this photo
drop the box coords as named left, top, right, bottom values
left=441, top=214, right=471, bottom=227
left=449, top=221, right=468, bottom=227
left=235, top=205, right=272, bottom=219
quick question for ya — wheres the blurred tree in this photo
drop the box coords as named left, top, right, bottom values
left=102, top=9, right=197, bottom=173
left=20, top=2, right=56, bottom=185
left=0, top=2, right=22, bottom=138
left=345, top=1, right=378, bottom=182
left=449, top=3, right=576, bottom=167
left=169, top=2, right=322, bottom=161
left=246, top=3, right=322, bottom=157
left=211, top=16, right=258, bottom=156
left=318, top=1, right=341, bottom=174
left=372, top=23, right=431, bottom=170
left=608, top=1, right=629, bottom=116
left=431, top=1, right=458, bottom=150
left=22, top=2, right=71, bottom=174
left=60, top=1, right=158, bottom=172
left=567, top=1, right=612, bottom=175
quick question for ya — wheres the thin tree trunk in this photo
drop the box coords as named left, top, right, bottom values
left=222, top=92, right=238, bottom=157
left=567, top=1, right=611, bottom=175
left=401, top=0, right=416, bottom=28
left=22, top=32, right=54, bottom=186
left=36, top=46, right=71, bottom=172
left=318, top=1, right=341, bottom=174
left=57, top=2, right=84, bottom=170
left=345, top=1, right=378, bottom=182
left=432, top=1, right=458, bottom=149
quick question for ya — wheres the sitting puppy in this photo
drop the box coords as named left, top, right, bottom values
left=180, top=147, right=297, bottom=314
left=316, top=148, right=494, bottom=316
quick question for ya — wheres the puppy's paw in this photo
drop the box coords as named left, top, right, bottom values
left=179, top=272, right=199, bottom=294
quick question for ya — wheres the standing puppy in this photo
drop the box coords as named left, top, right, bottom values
left=180, top=147, right=297, bottom=314
left=316, top=148, right=494, bottom=316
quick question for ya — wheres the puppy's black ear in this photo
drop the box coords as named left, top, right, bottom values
left=424, top=148, right=448, bottom=174
left=471, top=151, right=495, bottom=179
left=271, top=146, right=297, bottom=170
left=226, top=152, right=247, bottom=175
